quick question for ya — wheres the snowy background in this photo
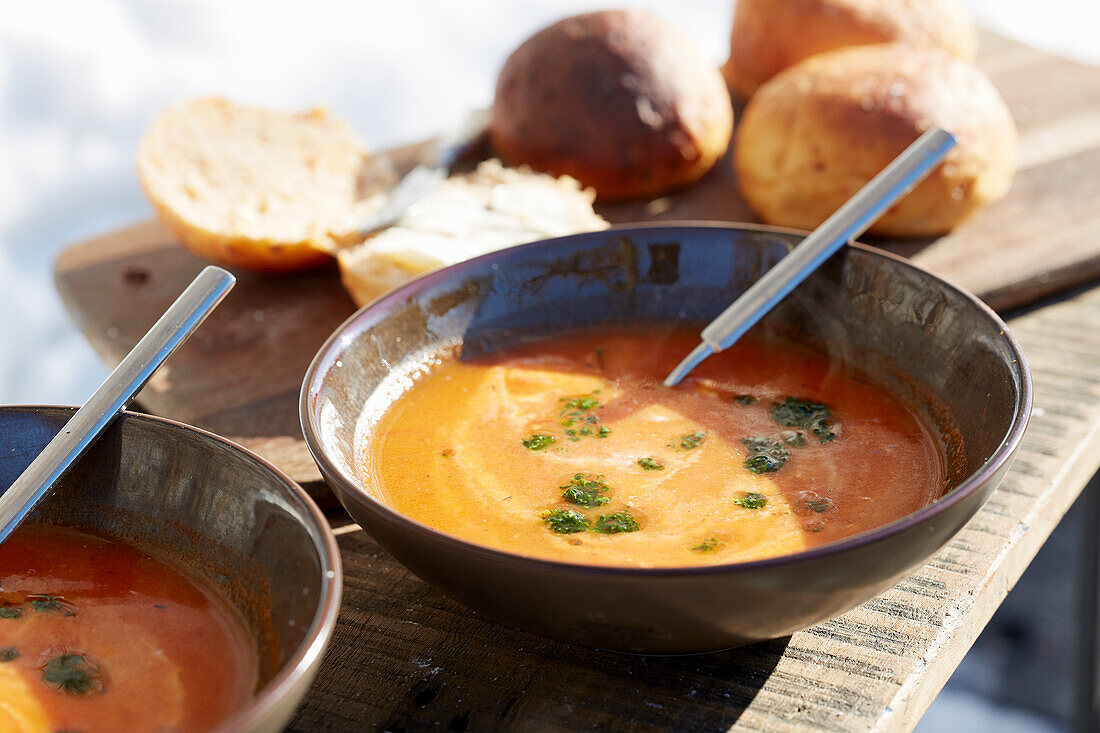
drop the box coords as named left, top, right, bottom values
left=2, top=1, right=1097, bottom=729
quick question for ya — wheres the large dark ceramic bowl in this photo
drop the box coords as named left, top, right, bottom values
left=0, top=406, right=342, bottom=732
left=301, top=224, right=1030, bottom=654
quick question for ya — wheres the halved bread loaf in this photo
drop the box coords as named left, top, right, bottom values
left=137, top=98, right=393, bottom=272
left=338, top=160, right=608, bottom=306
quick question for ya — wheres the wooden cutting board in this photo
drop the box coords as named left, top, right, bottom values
left=54, top=30, right=1100, bottom=496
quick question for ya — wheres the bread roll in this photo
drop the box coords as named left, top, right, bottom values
left=735, top=44, right=1016, bottom=238
left=722, top=0, right=977, bottom=99
left=137, top=98, right=392, bottom=273
left=490, top=9, right=733, bottom=200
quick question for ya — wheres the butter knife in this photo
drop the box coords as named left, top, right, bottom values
left=357, top=108, right=490, bottom=237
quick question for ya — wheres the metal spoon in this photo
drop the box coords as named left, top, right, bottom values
left=0, top=265, right=235, bottom=543
left=664, top=126, right=957, bottom=387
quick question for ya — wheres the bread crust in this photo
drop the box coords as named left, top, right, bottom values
left=141, top=191, right=334, bottom=272
left=722, top=0, right=977, bottom=99
left=490, top=9, right=733, bottom=200
left=734, top=43, right=1016, bottom=238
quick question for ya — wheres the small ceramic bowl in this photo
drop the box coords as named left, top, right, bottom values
left=301, top=223, right=1030, bottom=654
left=0, top=406, right=342, bottom=732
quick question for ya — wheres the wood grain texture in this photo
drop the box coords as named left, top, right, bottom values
left=53, top=30, right=1100, bottom=489
left=288, top=282, right=1100, bottom=733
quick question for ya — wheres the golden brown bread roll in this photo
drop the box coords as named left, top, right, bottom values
left=722, top=0, right=977, bottom=99
left=735, top=44, right=1016, bottom=238
left=138, top=98, right=392, bottom=273
left=490, top=9, right=733, bottom=200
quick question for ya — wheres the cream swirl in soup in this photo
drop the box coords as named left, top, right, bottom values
left=358, top=329, right=945, bottom=568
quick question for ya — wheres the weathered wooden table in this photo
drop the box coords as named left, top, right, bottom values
left=282, top=284, right=1100, bottom=732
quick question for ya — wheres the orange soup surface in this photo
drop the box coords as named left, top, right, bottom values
left=0, top=525, right=257, bottom=732
left=360, top=329, right=946, bottom=567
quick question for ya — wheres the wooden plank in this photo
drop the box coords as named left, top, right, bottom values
left=288, top=283, right=1100, bottom=732
left=53, top=28, right=1100, bottom=496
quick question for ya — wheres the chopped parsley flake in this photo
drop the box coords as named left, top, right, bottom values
left=557, top=393, right=610, bottom=439
left=0, top=647, right=17, bottom=662
left=771, top=397, right=836, bottom=443
left=733, top=492, right=768, bottom=510
left=733, top=394, right=757, bottom=405
left=563, top=396, right=598, bottom=412
left=802, top=497, right=833, bottom=513
left=522, top=433, right=556, bottom=451
left=41, top=653, right=104, bottom=695
left=561, top=474, right=611, bottom=508
left=637, top=457, right=664, bottom=471
left=0, top=605, right=22, bottom=620
left=679, top=431, right=706, bottom=450
left=740, top=437, right=790, bottom=473
left=543, top=509, right=590, bottom=534
left=559, top=393, right=599, bottom=426
left=692, top=538, right=723, bottom=552
left=29, top=594, right=77, bottom=616
left=594, top=510, right=640, bottom=534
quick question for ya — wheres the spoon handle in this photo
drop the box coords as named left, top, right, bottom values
left=0, top=266, right=236, bottom=541
left=664, top=127, right=956, bottom=387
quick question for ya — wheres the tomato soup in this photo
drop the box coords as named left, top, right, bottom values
left=359, top=328, right=946, bottom=568
left=0, top=525, right=257, bottom=732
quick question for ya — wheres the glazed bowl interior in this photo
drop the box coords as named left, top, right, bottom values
left=0, top=406, right=342, bottom=732
left=302, top=223, right=1030, bottom=652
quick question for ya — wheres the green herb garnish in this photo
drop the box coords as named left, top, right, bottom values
left=562, top=395, right=598, bottom=413
left=522, top=433, right=556, bottom=451
left=0, top=646, right=17, bottom=662
left=637, top=457, right=664, bottom=471
left=802, top=497, right=833, bottom=513
left=29, top=594, right=76, bottom=616
left=558, top=393, right=610, bottom=440
left=0, top=605, right=22, bottom=620
left=559, top=393, right=599, bottom=426
left=740, top=437, right=790, bottom=473
left=679, top=431, right=706, bottom=450
left=561, top=474, right=611, bottom=508
left=41, top=653, right=104, bottom=695
left=771, top=397, right=836, bottom=443
left=594, top=510, right=640, bottom=534
left=733, top=492, right=768, bottom=510
left=440, top=449, right=454, bottom=458
left=543, top=509, right=590, bottom=534
left=692, top=538, right=723, bottom=552
left=733, top=394, right=757, bottom=405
